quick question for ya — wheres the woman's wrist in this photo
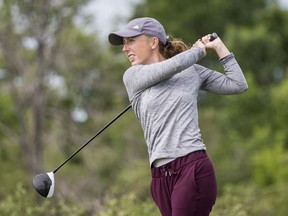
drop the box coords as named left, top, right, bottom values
left=215, top=43, right=230, bottom=59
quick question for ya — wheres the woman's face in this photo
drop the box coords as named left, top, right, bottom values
left=122, top=35, right=157, bottom=66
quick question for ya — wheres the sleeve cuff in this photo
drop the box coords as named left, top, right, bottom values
left=219, top=53, right=234, bottom=64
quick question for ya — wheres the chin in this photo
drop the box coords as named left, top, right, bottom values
left=131, top=61, right=139, bottom=66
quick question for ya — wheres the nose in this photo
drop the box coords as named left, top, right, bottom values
left=122, top=43, right=129, bottom=52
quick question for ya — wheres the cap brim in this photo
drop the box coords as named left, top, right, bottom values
left=108, top=30, right=142, bottom=45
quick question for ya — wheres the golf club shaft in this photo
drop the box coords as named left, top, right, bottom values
left=53, top=104, right=132, bottom=174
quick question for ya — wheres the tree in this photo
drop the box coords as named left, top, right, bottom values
left=134, top=0, right=266, bottom=42
left=0, top=0, right=104, bottom=176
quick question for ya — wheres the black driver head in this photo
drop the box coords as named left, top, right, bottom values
left=33, top=172, right=55, bottom=198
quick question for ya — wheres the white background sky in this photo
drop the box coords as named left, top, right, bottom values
left=80, top=0, right=141, bottom=40
left=279, top=0, right=288, bottom=8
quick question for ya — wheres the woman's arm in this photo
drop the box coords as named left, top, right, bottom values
left=198, top=54, right=248, bottom=94
left=123, top=46, right=204, bottom=97
left=197, top=35, right=248, bottom=94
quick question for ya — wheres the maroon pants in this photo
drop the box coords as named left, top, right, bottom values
left=150, top=151, right=217, bottom=216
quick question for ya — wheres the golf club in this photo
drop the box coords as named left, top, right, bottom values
left=33, top=104, right=132, bottom=198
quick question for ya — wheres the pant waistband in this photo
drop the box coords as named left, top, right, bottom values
left=151, top=150, right=207, bottom=178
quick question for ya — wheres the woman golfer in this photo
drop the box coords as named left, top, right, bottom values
left=108, top=17, right=248, bottom=216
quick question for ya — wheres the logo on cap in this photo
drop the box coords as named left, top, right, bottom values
left=132, top=25, right=140, bottom=30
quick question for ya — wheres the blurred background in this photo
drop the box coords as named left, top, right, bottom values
left=0, top=0, right=288, bottom=215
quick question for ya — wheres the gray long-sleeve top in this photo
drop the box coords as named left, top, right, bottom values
left=123, top=47, right=248, bottom=166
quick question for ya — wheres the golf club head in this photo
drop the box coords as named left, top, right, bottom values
left=33, top=172, right=55, bottom=198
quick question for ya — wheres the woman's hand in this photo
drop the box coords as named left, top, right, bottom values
left=200, top=34, right=231, bottom=59
left=193, top=39, right=207, bottom=56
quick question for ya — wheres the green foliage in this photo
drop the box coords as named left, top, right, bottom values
left=211, top=183, right=288, bottom=216
left=270, top=78, right=288, bottom=133
left=99, top=192, right=159, bottom=216
left=0, top=184, right=87, bottom=216
left=225, top=25, right=286, bottom=86
left=252, top=143, right=288, bottom=186
left=0, top=93, right=17, bottom=129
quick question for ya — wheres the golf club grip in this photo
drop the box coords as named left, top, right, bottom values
left=210, top=32, right=218, bottom=41
left=52, top=104, right=132, bottom=173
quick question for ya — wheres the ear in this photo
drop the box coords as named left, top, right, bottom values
left=151, top=37, right=159, bottom=49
